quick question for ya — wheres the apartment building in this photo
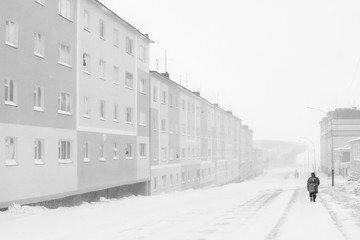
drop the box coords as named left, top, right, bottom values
left=0, top=0, right=255, bottom=208
left=77, top=0, right=152, bottom=197
left=150, top=72, right=181, bottom=194
left=349, top=138, right=360, bottom=179
left=0, top=0, right=78, bottom=208
left=150, top=71, right=249, bottom=194
left=320, top=108, right=360, bottom=175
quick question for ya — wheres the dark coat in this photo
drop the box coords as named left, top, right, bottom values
left=307, top=176, right=320, bottom=193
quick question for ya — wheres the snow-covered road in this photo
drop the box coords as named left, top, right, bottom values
left=1, top=168, right=359, bottom=240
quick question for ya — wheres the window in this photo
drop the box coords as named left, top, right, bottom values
left=161, top=119, right=166, bottom=132
left=58, top=92, right=71, bottom=114
left=4, top=79, right=16, bottom=105
left=176, top=173, right=179, bottom=184
left=175, top=124, right=179, bottom=135
left=99, top=59, right=106, bottom=79
left=33, top=86, right=44, bottom=111
left=154, top=177, right=158, bottom=190
left=125, top=143, right=133, bottom=159
left=169, top=94, right=173, bottom=107
left=99, top=100, right=106, bottom=120
left=126, top=37, right=133, bottom=55
left=113, top=66, right=119, bottom=84
left=126, top=107, right=133, bottom=123
left=153, top=118, right=157, bottom=131
left=5, top=137, right=17, bottom=166
left=5, top=20, right=18, bottom=47
left=182, top=148, right=186, bottom=159
left=161, top=91, right=166, bottom=104
left=182, top=100, right=185, bottom=111
left=58, top=140, right=71, bottom=163
left=84, top=10, right=90, bottom=31
left=113, top=143, right=118, bottom=159
left=99, top=19, right=106, bottom=39
left=99, top=142, right=105, bottom=161
left=113, top=28, right=119, bottom=47
left=113, top=104, right=119, bottom=122
left=182, top=172, right=185, bottom=183
left=58, top=0, right=72, bottom=20
left=34, top=139, right=44, bottom=165
left=34, top=33, right=45, bottom=57
left=58, top=43, right=71, bottom=66
left=161, top=147, right=167, bottom=162
left=35, top=0, right=46, bottom=5
left=125, top=72, right=133, bottom=89
left=181, top=124, right=186, bottom=136
left=83, top=52, right=90, bottom=73
left=83, top=96, right=90, bottom=117
left=153, top=86, right=157, bottom=102
left=139, top=112, right=146, bottom=126
left=139, top=45, right=146, bottom=62
left=139, top=143, right=146, bottom=158
left=83, top=142, right=90, bottom=162
left=139, top=79, right=145, bottom=94
left=170, top=174, right=174, bottom=186
left=162, top=176, right=167, bottom=189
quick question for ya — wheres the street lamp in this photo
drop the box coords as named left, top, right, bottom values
left=307, top=106, right=334, bottom=187
left=299, top=137, right=316, bottom=173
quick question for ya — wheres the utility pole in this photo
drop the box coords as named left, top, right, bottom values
left=307, top=107, right=334, bottom=186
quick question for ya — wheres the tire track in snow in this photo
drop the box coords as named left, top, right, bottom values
left=318, top=194, right=348, bottom=239
left=189, top=190, right=283, bottom=239
left=265, top=189, right=298, bottom=240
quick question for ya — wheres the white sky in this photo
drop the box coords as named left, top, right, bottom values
left=101, top=0, right=360, bottom=144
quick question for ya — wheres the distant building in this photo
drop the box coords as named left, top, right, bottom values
left=348, top=138, right=360, bottom=179
left=320, top=108, right=360, bottom=176
left=333, top=145, right=351, bottom=177
left=149, top=71, right=249, bottom=194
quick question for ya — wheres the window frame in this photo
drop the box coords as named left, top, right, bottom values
left=125, top=143, right=133, bottom=159
left=33, top=86, right=44, bottom=111
left=83, top=141, right=90, bottom=162
left=4, top=79, right=17, bottom=106
left=139, top=143, right=146, bottom=158
left=34, top=32, right=45, bottom=58
left=125, top=37, right=134, bottom=55
left=34, top=139, right=44, bottom=165
left=58, top=0, right=73, bottom=21
left=5, top=19, right=18, bottom=48
left=5, top=136, right=17, bottom=166
left=126, top=107, right=133, bottom=124
left=58, top=43, right=71, bottom=67
left=125, top=71, right=134, bottom=89
left=57, top=92, right=71, bottom=115
left=99, top=19, right=106, bottom=40
left=58, top=140, right=72, bottom=163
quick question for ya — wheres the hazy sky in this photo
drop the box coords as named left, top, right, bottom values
left=101, top=0, right=360, bottom=145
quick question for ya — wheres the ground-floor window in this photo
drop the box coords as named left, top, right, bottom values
left=58, top=140, right=71, bottom=163
left=5, top=136, right=17, bottom=166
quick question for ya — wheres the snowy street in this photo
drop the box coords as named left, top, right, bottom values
left=1, top=168, right=360, bottom=240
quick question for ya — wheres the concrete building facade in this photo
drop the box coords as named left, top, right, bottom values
left=76, top=0, right=152, bottom=196
left=149, top=71, right=253, bottom=194
left=0, top=0, right=78, bottom=207
left=320, top=108, right=360, bottom=176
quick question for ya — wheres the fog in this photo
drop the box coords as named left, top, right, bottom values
left=100, top=0, right=360, bottom=149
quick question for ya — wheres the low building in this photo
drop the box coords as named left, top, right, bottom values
left=333, top=145, right=351, bottom=177
left=348, top=138, right=360, bottom=179
left=320, top=108, right=360, bottom=176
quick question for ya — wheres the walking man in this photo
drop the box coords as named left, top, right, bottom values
left=307, top=172, right=320, bottom=202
